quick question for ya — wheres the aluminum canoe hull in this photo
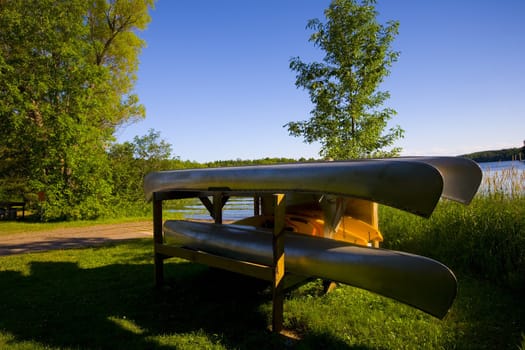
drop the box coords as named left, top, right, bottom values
left=164, top=220, right=457, bottom=319
left=144, top=157, right=481, bottom=217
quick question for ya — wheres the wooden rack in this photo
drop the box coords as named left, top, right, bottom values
left=152, top=190, right=296, bottom=333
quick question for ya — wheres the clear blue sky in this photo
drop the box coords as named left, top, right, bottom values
left=116, top=0, right=525, bottom=162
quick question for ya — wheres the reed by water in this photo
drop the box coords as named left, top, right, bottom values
left=480, top=163, right=525, bottom=198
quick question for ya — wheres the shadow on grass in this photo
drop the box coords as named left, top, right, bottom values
left=446, top=274, right=525, bottom=350
left=0, top=258, right=361, bottom=349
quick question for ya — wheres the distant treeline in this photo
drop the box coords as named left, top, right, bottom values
left=202, top=157, right=316, bottom=168
left=460, top=147, right=525, bottom=163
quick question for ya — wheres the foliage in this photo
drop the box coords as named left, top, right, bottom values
left=205, top=157, right=311, bottom=168
left=0, top=0, right=153, bottom=220
left=108, top=129, right=174, bottom=215
left=86, top=0, right=152, bottom=127
left=286, top=0, right=404, bottom=159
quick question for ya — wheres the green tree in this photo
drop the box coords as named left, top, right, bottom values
left=133, top=129, right=173, bottom=174
left=86, top=0, right=152, bottom=128
left=108, top=129, right=173, bottom=210
left=285, top=0, right=403, bottom=160
left=0, top=0, right=153, bottom=220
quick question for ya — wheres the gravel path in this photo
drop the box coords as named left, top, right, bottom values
left=0, top=221, right=152, bottom=256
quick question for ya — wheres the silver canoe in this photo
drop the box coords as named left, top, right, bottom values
left=164, top=220, right=457, bottom=319
left=144, top=157, right=482, bottom=217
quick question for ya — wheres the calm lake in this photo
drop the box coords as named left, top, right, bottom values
left=168, top=160, right=524, bottom=221
left=478, top=160, right=525, bottom=171
left=169, top=197, right=254, bottom=221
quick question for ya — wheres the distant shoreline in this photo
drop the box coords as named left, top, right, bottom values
left=460, top=147, right=524, bottom=163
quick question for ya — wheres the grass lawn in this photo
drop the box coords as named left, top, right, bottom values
left=0, top=239, right=523, bottom=349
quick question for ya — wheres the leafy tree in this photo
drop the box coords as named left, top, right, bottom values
left=0, top=0, right=153, bottom=220
left=285, top=0, right=404, bottom=159
left=86, top=0, right=152, bottom=128
left=133, top=129, right=173, bottom=174
left=108, top=129, right=173, bottom=213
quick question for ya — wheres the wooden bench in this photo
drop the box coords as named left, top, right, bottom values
left=0, top=201, right=25, bottom=220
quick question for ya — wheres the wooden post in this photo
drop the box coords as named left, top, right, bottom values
left=213, top=193, right=223, bottom=224
left=254, top=196, right=260, bottom=216
left=272, top=193, right=286, bottom=333
left=153, top=193, right=164, bottom=287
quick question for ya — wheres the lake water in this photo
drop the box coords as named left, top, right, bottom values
left=169, top=160, right=524, bottom=220
left=477, top=160, right=525, bottom=171
left=170, top=197, right=254, bottom=221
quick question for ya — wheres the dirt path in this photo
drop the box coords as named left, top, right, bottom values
left=0, top=221, right=152, bottom=256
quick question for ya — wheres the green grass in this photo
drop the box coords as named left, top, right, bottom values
left=0, top=239, right=523, bottom=349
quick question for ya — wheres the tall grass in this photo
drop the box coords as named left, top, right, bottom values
left=380, top=166, right=525, bottom=290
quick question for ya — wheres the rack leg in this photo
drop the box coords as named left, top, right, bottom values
left=153, top=194, right=164, bottom=287
left=272, top=193, right=286, bottom=333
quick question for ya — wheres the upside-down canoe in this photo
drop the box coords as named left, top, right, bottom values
left=164, top=220, right=457, bottom=318
left=144, top=157, right=481, bottom=217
